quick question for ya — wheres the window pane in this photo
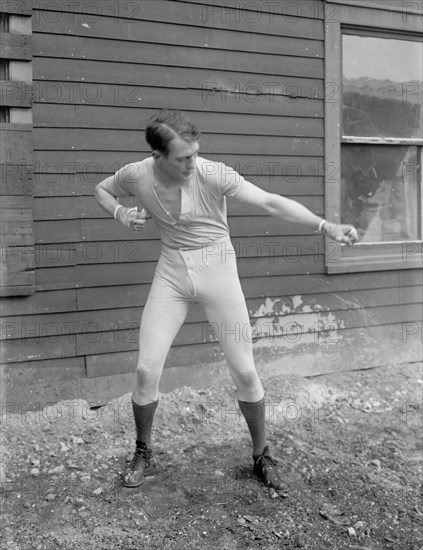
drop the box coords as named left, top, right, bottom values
left=0, top=60, right=8, bottom=80
left=342, top=35, right=423, bottom=139
left=0, top=108, right=9, bottom=123
left=341, top=145, right=419, bottom=242
left=0, top=13, right=9, bottom=32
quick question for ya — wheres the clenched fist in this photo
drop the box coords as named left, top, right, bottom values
left=321, top=221, right=358, bottom=246
left=114, top=205, right=151, bottom=231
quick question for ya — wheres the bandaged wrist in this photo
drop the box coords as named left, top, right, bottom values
left=114, top=204, right=123, bottom=219
left=317, top=219, right=327, bottom=233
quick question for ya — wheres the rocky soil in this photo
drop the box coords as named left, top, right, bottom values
left=1, top=362, right=422, bottom=550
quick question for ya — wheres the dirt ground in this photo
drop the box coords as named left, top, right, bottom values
left=1, top=361, right=422, bottom=550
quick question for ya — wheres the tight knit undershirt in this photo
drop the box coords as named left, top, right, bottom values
left=111, top=156, right=266, bottom=250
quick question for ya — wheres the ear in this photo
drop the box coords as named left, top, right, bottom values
left=152, top=150, right=163, bottom=163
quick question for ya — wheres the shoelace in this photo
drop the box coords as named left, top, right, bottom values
left=129, top=447, right=151, bottom=469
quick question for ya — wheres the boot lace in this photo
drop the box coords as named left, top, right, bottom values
left=129, top=445, right=151, bottom=470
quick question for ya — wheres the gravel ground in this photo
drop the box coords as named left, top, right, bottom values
left=1, top=361, right=422, bottom=550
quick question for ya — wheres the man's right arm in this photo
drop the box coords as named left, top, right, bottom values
left=94, top=175, right=123, bottom=218
left=94, top=172, right=150, bottom=231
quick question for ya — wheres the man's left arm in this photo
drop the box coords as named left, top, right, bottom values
left=226, top=176, right=358, bottom=246
left=261, top=191, right=357, bottom=245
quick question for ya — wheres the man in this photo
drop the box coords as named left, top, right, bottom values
left=94, top=109, right=358, bottom=491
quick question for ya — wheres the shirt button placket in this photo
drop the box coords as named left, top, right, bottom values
left=186, top=255, right=193, bottom=274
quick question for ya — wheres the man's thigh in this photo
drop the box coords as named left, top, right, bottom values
left=196, top=248, right=255, bottom=371
left=138, top=275, right=190, bottom=369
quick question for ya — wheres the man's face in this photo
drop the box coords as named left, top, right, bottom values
left=154, top=137, right=200, bottom=184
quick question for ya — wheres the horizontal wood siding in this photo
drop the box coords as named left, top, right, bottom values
left=0, top=5, right=35, bottom=296
left=0, top=0, right=421, bottom=406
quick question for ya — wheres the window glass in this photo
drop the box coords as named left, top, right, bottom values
left=342, top=35, right=423, bottom=139
left=341, top=145, right=419, bottom=242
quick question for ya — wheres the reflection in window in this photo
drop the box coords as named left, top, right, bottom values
left=342, top=35, right=423, bottom=139
left=341, top=145, right=418, bottom=242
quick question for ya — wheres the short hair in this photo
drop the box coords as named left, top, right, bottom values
left=145, top=110, right=201, bottom=155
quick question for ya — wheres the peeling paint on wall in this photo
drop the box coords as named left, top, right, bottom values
left=249, top=295, right=345, bottom=351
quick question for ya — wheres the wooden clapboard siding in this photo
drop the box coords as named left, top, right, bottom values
left=0, top=32, right=32, bottom=60
left=34, top=244, right=76, bottom=268
left=33, top=0, right=324, bottom=40
left=1, top=335, right=77, bottom=362
left=33, top=152, right=325, bottom=176
left=2, top=356, right=84, bottom=385
left=35, top=48, right=323, bottom=81
left=83, top=321, right=422, bottom=382
left=34, top=104, right=325, bottom=137
left=322, top=0, right=423, bottom=11
left=78, top=196, right=324, bottom=219
left=78, top=217, right=316, bottom=245
left=33, top=172, right=324, bottom=197
left=34, top=255, right=326, bottom=291
left=0, top=123, right=34, bottom=294
left=33, top=19, right=323, bottom=59
left=0, top=0, right=420, bottom=408
left=32, top=82, right=324, bottom=118
left=77, top=299, right=423, bottom=359
left=72, top=236, right=324, bottom=265
left=74, top=270, right=423, bottom=311
left=32, top=173, right=82, bottom=197
left=33, top=196, right=78, bottom=220
left=0, top=80, right=33, bottom=107
left=3, top=284, right=421, bottom=340
left=35, top=129, right=324, bottom=157
left=34, top=219, right=80, bottom=243
left=0, top=7, right=34, bottom=296
left=0, top=2, right=32, bottom=15
left=5, top=269, right=420, bottom=317
left=4, top=284, right=420, bottom=340
left=3, top=299, right=421, bottom=362
left=0, top=288, right=76, bottom=315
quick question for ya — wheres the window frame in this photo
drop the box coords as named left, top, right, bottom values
left=324, top=2, right=423, bottom=273
left=0, top=4, right=34, bottom=296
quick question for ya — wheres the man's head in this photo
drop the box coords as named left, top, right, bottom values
left=145, top=109, right=201, bottom=183
left=145, top=110, right=200, bottom=155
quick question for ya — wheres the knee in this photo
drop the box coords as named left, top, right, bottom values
left=135, top=362, right=156, bottom=385
left=236, top=369, right=261, bottom=391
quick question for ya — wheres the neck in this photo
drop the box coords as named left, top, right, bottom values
left=152, top=163, right=175, bottom=188
left=153, top=161, right=188, bottom=188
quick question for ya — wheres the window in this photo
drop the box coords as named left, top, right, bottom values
left=325, top=2, right=422, bottom=272
left=0, top=12, right=10, bottom=123
left=0, top=5, right=34, bottom=296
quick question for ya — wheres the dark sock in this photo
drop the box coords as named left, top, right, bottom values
left=132, top=398, right=159, bottom=448
left=238, top=397, right=267, bottom=459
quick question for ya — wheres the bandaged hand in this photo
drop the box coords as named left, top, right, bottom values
left=114, top=205, right=151, bottom=231
left=319, top=220, right=358, bottom=246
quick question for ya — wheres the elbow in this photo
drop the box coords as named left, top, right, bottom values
left=94, top=182, right=102, bottom=200
left=93, top=186, right=101, bottom=206
left=94, top=181, right=108, bottom=204
left=263, top=194, right=279, bottom=215
left=94, top=175, right=118, bottom=203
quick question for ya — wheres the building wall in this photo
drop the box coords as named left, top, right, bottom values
left=1, top=0, right=421, bottom=407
